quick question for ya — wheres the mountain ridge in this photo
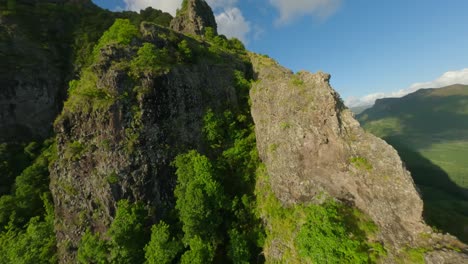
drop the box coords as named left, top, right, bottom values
left=0, top=1, right=467, bottom=263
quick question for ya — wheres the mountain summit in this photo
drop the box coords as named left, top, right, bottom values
left=170, top=0, right=218, bottom=36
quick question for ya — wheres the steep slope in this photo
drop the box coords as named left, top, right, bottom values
left=358, top=84, right=468, bottom=242
left=249, top=54, right=467, bottom=263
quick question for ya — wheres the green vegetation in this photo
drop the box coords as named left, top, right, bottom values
left=174, top=151, right=224, bottom=246
left=93, top=19, right=140, bottom=58
left=280, top=122, right=292, bottom=130
left=396, top=247, right=427, bottom=264
left=0, top=139, right=57, bottom=263
left=358, top=84, right=468, bottom=242
left=350, top=156, right=373, bottom=171
left=144, top=222, right=182, bottom=264
left=0, top=142, right=37, bottom=195
left=203, top=27, right=247, bottom=56
left=77, top=200, right=149, bottom=264
left=153, top=70, right=264, bottom=263
left=64, top=141, right=86, bottom=161
left=0, top=195, right=57, bottom=264
left=131, top=43, right=172, bottom=77
left=255, top=164, right=386, bottom=263
left=291, top=76, right=305, bottom=87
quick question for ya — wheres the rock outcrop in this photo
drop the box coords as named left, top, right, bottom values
left=249, top=53, right=468, bottom=263
left=51, top=23, right=250, bottom=262
left=170, top=0, right=217, bottom=36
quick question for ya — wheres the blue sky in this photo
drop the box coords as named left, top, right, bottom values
left=92, top=0, right=468, bottom=106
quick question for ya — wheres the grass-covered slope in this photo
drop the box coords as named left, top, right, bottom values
left=357, top=84, right=468, bottom=242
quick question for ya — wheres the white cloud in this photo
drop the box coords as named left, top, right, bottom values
left=345, top=68, right=468, bottom=108
left=216, top=7, right=251, bottom=43
left=269, top=0, right=342, bottom=25
left=124, top=0, right=182, bottom=16
left=206, top=0, right=238, bottom=10
left=409, top=68, right=468, bottom=90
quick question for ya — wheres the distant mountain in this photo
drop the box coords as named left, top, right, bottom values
left=350, top=104, right=373, bottom=115
left=357, top=84, right=468, bottom=242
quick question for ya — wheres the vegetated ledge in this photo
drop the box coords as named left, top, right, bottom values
left=249, top=52, right=468, bottom=263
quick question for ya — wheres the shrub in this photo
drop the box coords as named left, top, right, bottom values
left=296, top=201, right=373, bottom=263
left=130, top=43, right=172, bottom=77
left=177, top=39, right=192, bottom=62
left=64, top=141, right=85, bottom=161
left=350, top=156, right=373, bottom=171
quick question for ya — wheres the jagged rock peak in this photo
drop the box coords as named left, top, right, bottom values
left=170, top=0, right=217, bottom=36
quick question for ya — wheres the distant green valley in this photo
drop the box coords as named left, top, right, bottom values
left=357, top=84, right=468, bottom=242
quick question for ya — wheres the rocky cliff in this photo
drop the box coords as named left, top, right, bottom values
left=51, top=20, right=252, bottom=261
left=249, top=53, right=467, bottom=263
left=0, top=6, right=70, bottom=141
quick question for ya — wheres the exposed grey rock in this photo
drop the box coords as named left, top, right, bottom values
left=248, top=53, right=467, bottom=262
left=170, top=0, right=217, bottom=36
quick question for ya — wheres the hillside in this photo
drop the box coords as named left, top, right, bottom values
left=0, top=0, right=467, bottom=263
left=358, top=84, right=468, bottom=243
left=350, top=104, right=373, bottom=115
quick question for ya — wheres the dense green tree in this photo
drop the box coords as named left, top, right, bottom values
left=174, top=151, right=224, bottom=244
left=228, top=229, right=250, bottom=264
left=0, top=140, right=55, bottom=229
left=77, top=230, right=109, bottom=264
left=144, top=221, right=182, bottom=264
left=0, top=195, right=56, bottom=264
left=108, top=200, right=149, bottom=264
left=77, top=199, right=149, bottom=263
left=180, top=236, right=215, bottom=264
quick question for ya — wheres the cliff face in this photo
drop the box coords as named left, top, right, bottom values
left=0, top=12, right=69, bottom=141
left=50, top=21, right=251, bottom=262
left=249, top=53, right=467, bottom=262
